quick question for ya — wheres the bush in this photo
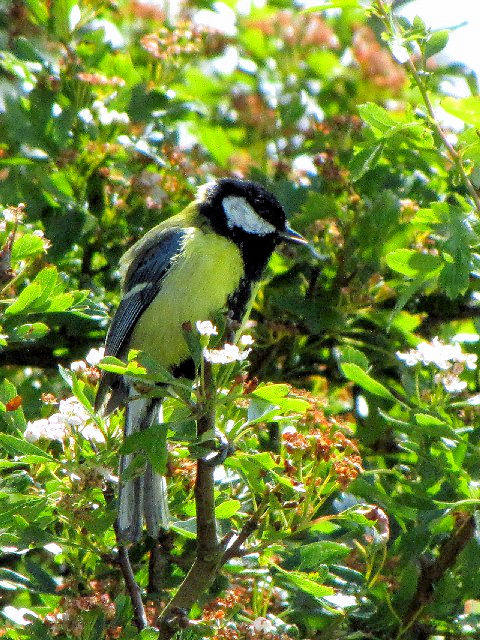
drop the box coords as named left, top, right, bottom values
left=1, top=1, right=480, bottom=638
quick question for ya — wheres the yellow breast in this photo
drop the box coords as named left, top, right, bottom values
left=128, top=227, right=244, bottom=368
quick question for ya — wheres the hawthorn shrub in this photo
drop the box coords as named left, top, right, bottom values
left=1, top=1, right=480, bottom=639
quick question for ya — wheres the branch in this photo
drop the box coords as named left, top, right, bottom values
left=406, top=57, right=480, bottom=215
left=402, top=512, right=474, bottom=633
left=157, top=360, right=223, bottom=640
left=118, top=545, right=148, bottom=630
left=103, top=482, right=147, bottom=630
left=375, top=0, right=480, bottom=215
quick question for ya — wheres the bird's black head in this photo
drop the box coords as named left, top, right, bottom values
left=197, top=178, right=308, bottom=258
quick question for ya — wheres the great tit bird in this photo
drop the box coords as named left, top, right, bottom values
left=96, top=178, right=313, bottom=542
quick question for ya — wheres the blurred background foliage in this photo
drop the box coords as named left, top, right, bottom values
left=1, top=0, right=480, bottom=638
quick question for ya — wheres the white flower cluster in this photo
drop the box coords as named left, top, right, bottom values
left=195, top=321, right=254, bottom=364
left=251, top=617, right=275, bottom=634
left=25, top=397, right=104, bottom=444
left=71, top=346, right=105, bottom=373
left=203, top=342, right=251, bottom=364
left=78, top=100, right=129, bottom=127
left=196, top=320, right=218, bottom=336
left=396, top=336, right=477, bottom=394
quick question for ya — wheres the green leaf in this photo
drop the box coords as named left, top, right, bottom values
left=215, top=499, right=241, bottom=519
left=350, top=143, right=384, bottom=181
left=25, top=0, right=49, bottom=24
left=442, top=96, right=480, bottom=127
left=5, top=283, right=43, bottom=315
left=11, top=234, right=46, bottom=261
left=307, top=51, right=342, bottom=78
left=299, top=541, right=350, bottom=569
left=139, top=630, right=161, bottom=640
left=340, top=363, right=393, bottom=400
left=252, top=384, right=290, bottom=402
left=195, top=124, right=236, bottom=168
left=121, top=422, right=168, bottom=475
left=274, top=565, right=334, bottom=599
left=9, top=323, right=49, bottom=341
left=385, top=249, right=443, bottom=278
left=414, top=413, right=456, bottom=438
left=0, top=434, right=54, bottom=460
left=171, top=518, right=197, bottom=539
left=437, top=209, right=473, bottom=299
left=357, top=103, right=397, bottom=134
left=425, top=30, right=449, bottom=58
left=337, top=346, right=369, bottom=370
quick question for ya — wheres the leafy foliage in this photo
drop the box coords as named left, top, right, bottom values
left=1, top=0, right=480, bottom=638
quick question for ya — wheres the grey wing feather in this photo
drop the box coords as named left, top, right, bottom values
left=95, top=227, right=187, bottom=412
left=106, top=227, right=187, bottom=359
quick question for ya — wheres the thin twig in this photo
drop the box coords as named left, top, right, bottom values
left=157, top=360, right=223, bottom=640
left=400, top=512, right=474, bottom=637
left=406, top=58, right=480, bottom=214
left=375, top=0, right=480, bottom=215
left=222, top=493, right=270, bottom=562
left=103, top=482, right=148, bottom=630
left=118, top=545, right=149, bottom=630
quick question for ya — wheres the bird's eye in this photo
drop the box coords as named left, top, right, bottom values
left=222, top=196, right=276, bottom=236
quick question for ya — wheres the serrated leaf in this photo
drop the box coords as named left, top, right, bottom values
left=386, top=249, right=443, bottom=278
left=215, top=499, right=241, bottom=519
left=5, top=282, right=42, bottom=315
left=11, top=234, right=46, bottom=261
left=425, top=30, right=449, bottom=58
left=357, top=103, right=397, bottom=134
left=337, top=346, right=369, bottom=370
left=350, top=143, right=384, bottom=181
left=275, top=565, right=334, bottom=599
left=299, top=541, right=350, bottom=569
left=340, top=363, right=393, bottom=400
left=0, top=434, right=54, bottom=460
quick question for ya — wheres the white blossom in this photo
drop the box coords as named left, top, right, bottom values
left=70, top=360, right=87, bottom=373
left=3, top=208, right=17, bottom=222
left=196, top=320, right=218, bottom=336
left=251, top=617, right=275, bottom=634
left=24, top=397, right=105, bottom=443
left=2, top=605, right=38, bottom=626
left=51, top=103, right=62, bottom=117
left=24, top=418, right=67, bottom=443
left=437, top=374, right=468, bottom=394
left=78, top=108, right=94, bottom=124
left=58, top=397, right=90, bottom=427
left=92, top=100, right=129, bottom=125
left=240, top=334, right=254, bottom=346
left=78, top=423, right=105, bottom=443
left=85, top=346, right=105, bottom=365
left=396, top=336, right=477, bottom=371
left=203, top=343, right=251, bottom=364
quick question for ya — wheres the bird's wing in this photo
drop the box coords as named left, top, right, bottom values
left=105, top=227, right=187, bottom=359
left=95, top=227, right=187, bottom=412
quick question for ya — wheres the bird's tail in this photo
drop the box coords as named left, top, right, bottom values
left=117, top=387, right=170, bottom=543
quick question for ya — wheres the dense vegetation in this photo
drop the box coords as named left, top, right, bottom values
left=1, top=0, right=480, bottom=638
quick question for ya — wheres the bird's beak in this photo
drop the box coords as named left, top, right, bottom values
left=279, top=225, right=321, bottom=259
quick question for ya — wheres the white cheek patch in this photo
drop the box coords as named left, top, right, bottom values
left=222, top=196, right=276, bottom=236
